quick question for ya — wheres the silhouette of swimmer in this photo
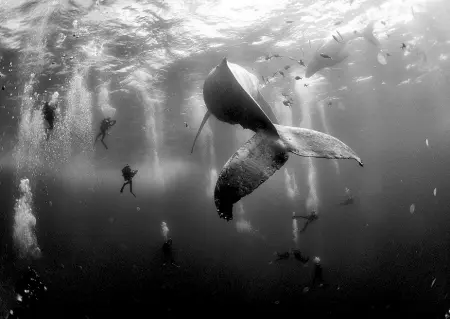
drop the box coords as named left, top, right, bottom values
left=311, top=257, right=325, bottom=288
left=162, top=238, right=179, bottom=268
left=42, top=101, right=57, bottom=140
left=95, top=117, right=116, bottom=149
left=292, top=210, right=318, bottom=233
left=8, top=266, right=47, bottom=319
left=292, top=249, right=310, bottom=264
left=120, top=164, right=138, bottom=197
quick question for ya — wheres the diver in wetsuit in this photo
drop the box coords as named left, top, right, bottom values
left=95, top=117, right=116, bottom=149
left=120, top=164, right=138, bottom=197
left=162, top=238, right=180, bottom=268
left=292, top=210, right=319, bottom=233
left=311, top=256, right=324, bottom=288
left=292, top=249, right=309, bottom=264
left=42, top=101, right=57, bottom=140
left=8, top=266, right=47, bottom=319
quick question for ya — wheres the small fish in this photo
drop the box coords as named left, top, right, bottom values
left=294, top=76, right=302, bottom=80
left=336, top=30, right=343, bottom=40
left=425, top=138, right=429, bottom=147
left=283, top=100, right=290, bottom=107
left=273, top=54, right=281, bottom=58
left=386, top=53, right=391, bottom=57
left=433, top=188, right=437, bottom=196
left=328, top=101, right=332, bottom=107
left=298, top=59, right=305, bottom=67
left=401, top=43, right=407, bottom=50
left=332, top=35, right=341, bottom=43
left=409, top=204, right=415, bottom=214
left=279, top=71, right=285, bottom=77
left=320, top=53, right=332, bottom=59
left=184, top=122, right=188, bottom=127
left=431, top=278, right=436, bottom=288
left=304, top=84, right=309, bottom=87
left=334, top=21, right=342, bottom=26
left=286, top=20, right=294, bottom=24
left=284, top=65, right=290, bottom=70
left=381, top=21, right=386, bottom=25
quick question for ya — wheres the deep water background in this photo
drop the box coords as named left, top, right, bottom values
left=1, top=0, right=450, bottom=318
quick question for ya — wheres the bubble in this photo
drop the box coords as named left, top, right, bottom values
left=137, top=207, right=140, bottom=211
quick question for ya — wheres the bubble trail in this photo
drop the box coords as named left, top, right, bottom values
left=13, top=178, right=41, bottom=260
left=161, top=221, right=169, bottom=241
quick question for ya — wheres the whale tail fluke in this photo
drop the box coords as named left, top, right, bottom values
left=213, top=125, right=363, bottom=221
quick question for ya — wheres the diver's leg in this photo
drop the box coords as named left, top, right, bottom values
left=129, top=180, right=136, bottom=197
left=300, top=221, right=309, bottom=233
left=100, top=133, right=108, bottom=149
left=94, top=132, right=102, bottom=143
left=120, top=181, right=129, bottom=193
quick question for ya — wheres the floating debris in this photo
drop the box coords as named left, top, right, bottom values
left=409, top=204, right=415, bottom=214
left=433, top=188, right=437, bottom=196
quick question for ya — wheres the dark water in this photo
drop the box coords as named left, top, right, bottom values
left=1, top=0, right=450, bottom=318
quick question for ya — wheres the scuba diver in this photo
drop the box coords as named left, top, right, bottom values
left=120, top=164, right=138, bottom=197
left=292, top=249, right=310, bottom=264
left=95, top=117, right=116, bottom=149
left=292, top=210, right=319, bottom=233
left=269, top=251, right=290, bottom=264
left=311, top=256, right=325, bottom=288
left=269, top=249, right=309, bottom=265
left=8, top=266, right=47, bottom=318
left=162, top=238, right=180, bottom=268
left=42, top=100, right=57, bottom=140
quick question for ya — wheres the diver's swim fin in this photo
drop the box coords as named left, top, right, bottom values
left=191, top=110, right=210, bottom=154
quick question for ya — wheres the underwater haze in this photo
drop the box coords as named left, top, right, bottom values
left=1, top=0, right=450, bottom=318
